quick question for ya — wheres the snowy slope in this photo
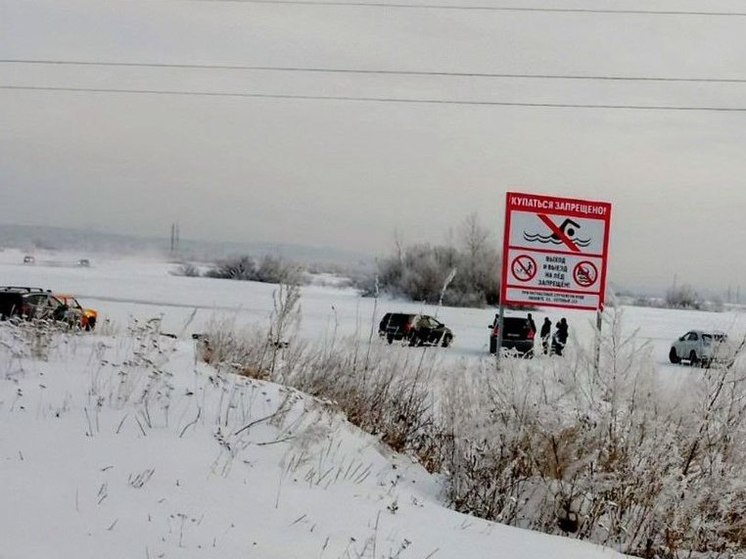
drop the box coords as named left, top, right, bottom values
left=1, top=327, right=630, bottom=559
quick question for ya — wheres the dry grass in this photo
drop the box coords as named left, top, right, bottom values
left=196, top=306, right=746, bottom=558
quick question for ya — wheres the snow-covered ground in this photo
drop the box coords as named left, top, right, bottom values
left=3, top=248, right=745, bottom=367
left=2, top=248, right=745, bottom=558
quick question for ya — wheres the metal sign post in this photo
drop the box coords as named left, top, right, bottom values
left=594, top=309, right=603, bottom=376
left=496, top=303, right=505, bottom=371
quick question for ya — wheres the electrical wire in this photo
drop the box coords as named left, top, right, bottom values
left=173, top=0, right=746, bottom=17
left=3, top=59, right=746, bottom=84
left=3, top=84, right=746, bottom=112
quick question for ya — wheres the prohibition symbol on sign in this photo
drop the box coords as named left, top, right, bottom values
left=511, top=255, right=537, bottom=282
left=573, top=261, right=598, bottom=288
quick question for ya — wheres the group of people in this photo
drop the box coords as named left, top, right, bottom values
left=527, top=313, right=569, bottom=356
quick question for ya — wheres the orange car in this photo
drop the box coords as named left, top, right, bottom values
left=54, top=294, right=98, bottom=330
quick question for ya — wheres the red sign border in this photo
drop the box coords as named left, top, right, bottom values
left=500, top=192, right=612, bottom=311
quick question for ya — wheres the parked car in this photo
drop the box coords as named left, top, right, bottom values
left=53, top=294, right=98, bottom=330
left=23, top=255, right=35, bottom=264
left=489, top=315, right=536, bottom=356
left=378, top=312, right=454, bottom=347
left=0, top=286, right=79, bottom=325
left=669, top=330, right=733, bottom=367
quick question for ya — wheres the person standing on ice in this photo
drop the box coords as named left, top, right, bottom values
left=540, top=317, right=552, bottom=355
left=553, top=317, right=569, bottom=356
left=527, top=313, right=537, bottom=336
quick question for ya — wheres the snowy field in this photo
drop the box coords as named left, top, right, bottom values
left=2, top=248, right=745, bottom=558
left=2, top=248, right=745, bottom=370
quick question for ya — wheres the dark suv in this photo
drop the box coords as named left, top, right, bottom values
left=489, top=315, right=536, bottom=356
left=0, top=286, right=76, bottom=324
left=379, top=312, right=454, bottom=347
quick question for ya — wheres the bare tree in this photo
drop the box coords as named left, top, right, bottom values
left=460, top=211, right=490, bottom=261
left=393, top=228, right=405, bottom=265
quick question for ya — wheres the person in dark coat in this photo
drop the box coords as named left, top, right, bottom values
left=552, top=317, right=569, bottom=356
left=527, top=313, right=537, bottom=335
left=540, top=317, right=552, bottom=355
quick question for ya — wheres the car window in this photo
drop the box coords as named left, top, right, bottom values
left=504, top=318, right=530, bottom=334
left=25, top=294, right=44, bottom=306
left=686, top=332, right=698, bottom=341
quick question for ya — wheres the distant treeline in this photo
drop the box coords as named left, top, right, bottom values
left=177, top=214, right=502, bottom=307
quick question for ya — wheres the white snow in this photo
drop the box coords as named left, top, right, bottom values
left=2, top=248, right=744, bottom=558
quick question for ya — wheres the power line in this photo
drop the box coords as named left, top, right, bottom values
left=3, top=84, right=746, bottom=112
left=3, top=59, right=746, bottom=84
left=179, top=0, right=746, bottom=17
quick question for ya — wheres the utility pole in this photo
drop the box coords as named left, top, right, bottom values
left=170, top=222, right=180, bottom=255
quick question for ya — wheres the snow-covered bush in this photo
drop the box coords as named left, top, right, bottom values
left=204, top=255, right=257, bottom=280
left=204, top=254, right=304, bottom=285
left=172, top=262, right=200, bottom=277
left=439, top=311, right=746, bottom=557
left=364, top=243, right=499, bottom=307
left=358, top=214, right=500, bottom=307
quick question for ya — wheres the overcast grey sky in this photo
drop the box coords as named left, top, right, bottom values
left=2, top=0, right=746, bottom=292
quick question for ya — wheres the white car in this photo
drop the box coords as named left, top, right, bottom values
left=669, top=330, right=732, bottom=367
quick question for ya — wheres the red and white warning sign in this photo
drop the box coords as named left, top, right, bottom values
left=500, top=192, right=612, bottom=310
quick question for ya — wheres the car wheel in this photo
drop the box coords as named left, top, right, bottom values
left=669, top=347, right=680, bottom=364
left=689, top=350, right=699, bottom=366
left=408, top=334, right=418, bottom=347
left=387, top=334, right=394, bottom=344
left=441, top=334, right=452, bottom=348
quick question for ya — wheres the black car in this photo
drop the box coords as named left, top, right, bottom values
left=379, top=312, right=454, bottom=347
left=0, top=286, right=74, bottom=323
left=489, top=315, right=536, bottom=356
